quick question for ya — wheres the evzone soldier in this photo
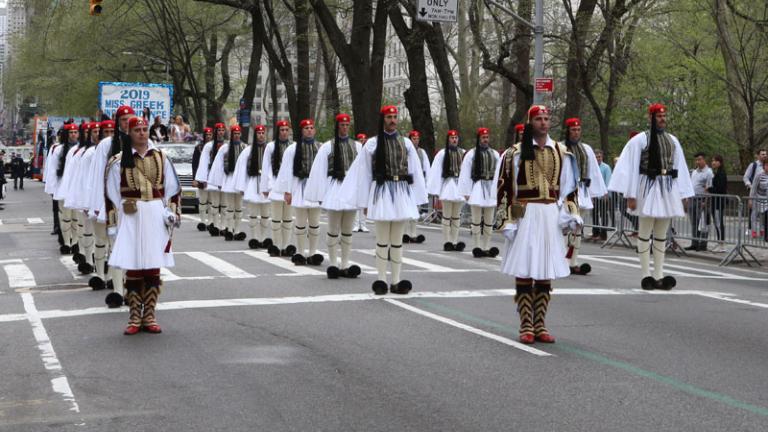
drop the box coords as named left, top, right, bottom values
left=403, top=130, right=429, bottom=244
left=274, top=119, right=324, bottom=266
left=67, top=121, right=102, bottom=275
left=105, top=117, right=181, bottom=335
left=562, top=118, right=607, bottom=275
left=340, top=105, right=428, bottom=295
left=83, top=120, right=116, bottom=290
left=353, top=133, right=370, bottom=234
left=192, top=127, right=214, bottom=231
left=262, top=120, right=296, bottom=257
left=427, top=130, right=466, bottom=252
left=608, top=104, right=694, bottom=290
left=43, top=129, right=64, bottom=247
left=496, top=105, right=580, bottom=344
left=233, top=124, right=273, bottom=250
left=85, top=106, right=134, bottom=305
left=305, top=113, right=363, bottom=279
left=51, top=122, right=81, bottom=256
left=194, top=123, right=227, bottom=237
left=44, top=126, right=71, bottom=249
left=459, top=127, right=502, bottom=258
left=208, top=124, right=247, bottom=241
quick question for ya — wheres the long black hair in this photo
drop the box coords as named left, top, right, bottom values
left=225, top=132, right=239, bottom=175
left=292, top=124, right=305, bottom=176
left=109, top=115, right=125, bottom=157
left=646, top=114, right=661, bottom=179
left=56, top=126, right=75, bottom=177
left=247, top=131, right=263, bottom=177
left=471, top=134, right=483, bottom=180
left=520, top=123, right=535, bottom=161
left=441, top=133, right=454, bottom=178
left=271, top=125, right=283, bottom=177
left=120, top=125, right=136, bottom=169
left=331, top=122, right=344, bottom=179
left=373, top=115, right=387, bottom=180
left=208, top=129, right=224, bottom=170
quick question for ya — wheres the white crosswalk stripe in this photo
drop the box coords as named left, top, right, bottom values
left=2, top=259, right=36, bottom=289
left=185, top=251, right=254, bottom=279
left=27, top=217, right=44, bottom=224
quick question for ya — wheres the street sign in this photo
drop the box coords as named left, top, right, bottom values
left=535, top=78, right=554, bottom=93
left=416, top=0, right=458, bottom=23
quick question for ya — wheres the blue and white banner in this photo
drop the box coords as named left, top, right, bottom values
left=99, top=81, right=174, bottom=124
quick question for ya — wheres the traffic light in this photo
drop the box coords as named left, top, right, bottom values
left=90, top=0, right=103, bottom=16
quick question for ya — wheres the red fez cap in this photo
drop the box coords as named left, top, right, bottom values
left=515, top=124, right=525, bottom=134
left=565, top=118, right=581, bottom=128
left=82, top=122, right=92, bottom=131
left=254, top=125, right=266, bottom=132
left=335, top=113, right=351, bottom=123
left=64, top=123, right=78, bottom=131
left=300, top=119, right=315, bottom=128
left=128, top=117, right=147, bottom=130
left=648, top=103, right=666, bottom=115
left=447, top=130, right=459, bottom=137
left=89, top=121, right=101, bottom=129
left=100, top=120, right=115, bottom=129
left=527, top=105, right=549, bottom=119
left=115, top=105, right=135, bottom=118
left=276, top=120, right=290, bottom=128
left=203, top=127, right=213, bottom=134
left=214, top=122, right=226, bottom=130
left=477, top=127, right=490, bottom=136
left=230, top=125, right=242, bottom=133
left=408, top=130, right=420, bottom=138
left=356, top=133, right=367, bottom=141
left=380, top=105, right=398, bottom=115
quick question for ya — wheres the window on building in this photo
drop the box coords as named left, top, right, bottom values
left=255, top=102, right=261, bottom=111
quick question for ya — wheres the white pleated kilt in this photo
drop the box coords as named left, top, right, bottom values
left=287, top=177, right=319, bottom=209
left=633, top=175, right=685, bottom=218
left=466, top=180, right=497, bottom=207
left=366, top=180, right=421, bottom=221
left=321, top=178, right=357, bottom=211
left=500, top=203, right=570, bottom=280
left=577, top=183, right=594, bottom=210
left=108, top=200, right=175, bottom=270
left=438, top=177, right=464, bottom=202
left=221, top=173, right=239, bottom=193
left=241, top=176, right=270, bottom=204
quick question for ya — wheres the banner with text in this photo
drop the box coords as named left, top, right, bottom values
left=99, top=81, right=174, bottom=124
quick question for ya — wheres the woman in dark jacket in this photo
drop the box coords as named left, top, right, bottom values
left=708, top=154, right=728, bottom=250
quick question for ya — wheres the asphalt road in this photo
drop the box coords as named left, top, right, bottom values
left=1, top=181, right=767, bottom=431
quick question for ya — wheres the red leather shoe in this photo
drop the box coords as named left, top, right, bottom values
left=123, top=325, right=141, bottom=335
left=142, top=324, right=162, bottom=334
left=535, top=332, right=556, bottom=343
left=519, top=333, right=535, bottom=344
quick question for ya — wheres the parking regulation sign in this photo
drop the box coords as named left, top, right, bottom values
left=416, top=0, right=458, bottom=23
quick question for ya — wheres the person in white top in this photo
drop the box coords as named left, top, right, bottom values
left=305, top=113, right=363, bottom=279
left=233, top=124, right=273, bottom=250
left=105, top=117, right=180, bottom=335
left=274, top=119, right=323, bottom=266
left=403, top=130, right=429, bottom=244
left=458, top=127, right=502, bottom=258
left=51, top=123, right=81, bottom=256
left=561, top=117, right=607, bottom=275
left=208, top=124, right=247, bottom=241
left=192, top=127, right=214, bottom=231
left=84, top=106, right=133, bottom=305
left=261, top=120, right=296, bottom=258
left=608, top=103, right=695, bottom=290
left=194, top=122, right=228, bottom=236
left=339, top=105, right=428, bottom=295
left=427, top=130, right=466, bottom=252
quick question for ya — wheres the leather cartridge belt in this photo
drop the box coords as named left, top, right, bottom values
left=579, top=178, right=592, bottom=187
left=375, top=174, right=413, bottom=185
left=121, top=188, right=165, bottom=200
left=640, top=168, right=678, bottom=178
left=519, top=198, right=557, bottom=205
left=472, top=176, right=494, bottom=181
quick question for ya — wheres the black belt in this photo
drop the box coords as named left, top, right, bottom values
left=640, top=168, right=678, bottom=178
left=579, top=178, right=592, bottom=187
left=472, top=176, right=494, bottom=181
left=375, top=174, right=413, bottom=185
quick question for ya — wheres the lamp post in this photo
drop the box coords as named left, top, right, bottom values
left=122, top=51, right=170, bottom=83
left=484, top=0, right=545, bottom=104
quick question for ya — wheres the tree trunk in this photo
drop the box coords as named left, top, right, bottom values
left=562, top=0, right=599, bottom=120
left=240, top=9, right=263, bottom=142
left=316, top=13, right=339, bottom=124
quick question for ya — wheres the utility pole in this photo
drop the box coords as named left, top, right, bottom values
left=484, top=0, right=545, bottom=104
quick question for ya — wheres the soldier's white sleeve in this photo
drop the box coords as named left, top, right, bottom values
left=260, top=142, right=275, bottom=193
left=163, top=156, right=181, bottom=199
left=559, top=153, right=578, bottom=204
left=608, top=134, right=644, bottom=198
left=272, top=143, right=296, bottom=194
left=339, top=140, right=374, bottom=209
left=426, top=149, right=446, bottom=196
left=457, top=149, right=475, bottom=197
left=233, top=145, right=251, bottom=193
left=584, top=144, right=607, bottom=198
left=420, top=148, right=431, bottom=175
left=194, top=142, right=213, bottom=183
left=672, top=137, right=695, bottom=199
left=406, top=138, right=428, bottom=205
left=304, top=142, right=331, bottom=203
left=207, top=143, right=228, bottom=188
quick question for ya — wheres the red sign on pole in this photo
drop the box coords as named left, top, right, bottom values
left=535, top=78, right=554, bottom=93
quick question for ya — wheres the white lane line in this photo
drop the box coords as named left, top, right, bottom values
left=584, top=255, right=768, bottom=281
left=27, top=217, right=45, bottom=224
left=384, top=299, right=552, bottom=356
left=583, top=256, right=698, bottom=277
left=354, top=249, right=482, bottom=273
left=242, top=251, right=324, bottom=276
left=694, top=292, right=768, bottom=309
left=312, top=251, right=376, bottom=272
left=21, top=293, right=80, bottom=413
left=185, top=251, right=254, bottom=279
left=182, top=214, right=202, bottom=222
left=59, top=256, right=86, bottom=280
left=0, top=219, right=3, bottom=225
left=160, top=267, right=216, bottom=282
left=4, top=261, right=36, bottom=288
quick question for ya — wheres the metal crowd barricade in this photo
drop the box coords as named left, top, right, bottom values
left=580, top=192, right=636, bottom=249
left=740, top=196, right=768, bottom=265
